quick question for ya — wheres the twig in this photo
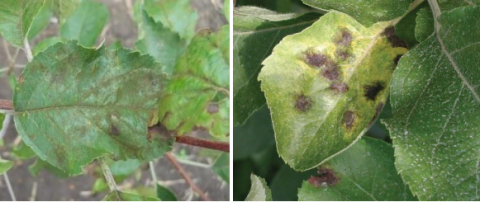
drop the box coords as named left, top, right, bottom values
left=174, top=155, right=211, bottom=169
left=29, top=180, right=38, bottom=201
left=165, top=152, right=211, bottom=201
left=149, top=161, right=158, bottom=190
left=0, top=114, right=12, bottom=139
left=23, top=38, right=33, bottom=62
left=3, top=173, right=16, bottom=201
left=99, top=157, right=120, bottom=199
left=176, top=136, right=229, bottom=153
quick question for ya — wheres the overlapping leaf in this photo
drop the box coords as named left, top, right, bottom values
left=212, top=153, right=229, bottom=183
left=0, top=0, right=46, bottom=47
left=158, top=27, right=229, bottom=138
left=156, top=184, right=177, bottom=201
left=103, top=191, right=160, bottom=201
left=245, top=174, right=272, bottom=201
left=233, top=6, right=321, bottom=126
left=259, top=11, right=406, bottom=171
left=384, top=6, right=480, bottom=200
left=298, top=137, right=416, bottom=200
left=14, top=41, right=173, bottom=175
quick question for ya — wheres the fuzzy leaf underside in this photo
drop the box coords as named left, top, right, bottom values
left=0, top=0, right=45, bottom=47
left=103, top=191, right=160, bottom=201
left=14, top=41, right=173, bottom=175
left=384, top=6, right=480, bottom=200
left=259, top=11, right=406, bottom=171
left=158, top=27, right=230, bottom=138
left=301, top=0, right=411, bottom=26
left=298, top=137, right=416, bottom=201
left=233, top=6, right=321, bottom=126
left=245, top=174, right=272, bottom=201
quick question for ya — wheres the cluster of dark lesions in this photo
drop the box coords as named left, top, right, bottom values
left=307, top=168, right=339, bottom=187
left=334, top=28, right=354, bottom=62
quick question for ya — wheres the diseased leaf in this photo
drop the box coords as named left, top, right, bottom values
left=259, top=11, right=406, bottom=171
left=298, top=137, right=416, bottom=201
left=103, top=191, right=160, bottom=201
left=14, top=41, right=173, bottom=175
left=27, top=3, right=52, bottom=40
left=0, top=0, right=46, bottom=47
left=158, top=27, right=229, bottom=138
left=33, top=37, right=62, bottom=56
left=48, top=0, right=81, bottom=25
left=233, top=6, right=321, bottom=126
left=301, top=0, right=411, bottom=26
left=384, top=6, right=480, bottom=201
left=212, top=153, right=229, bottom=183
left=0, top=159, right=13, bottom=175
left=156, top=184, right=177, bottom=201
left=143, top=0, right=198, bottom=42
left=135, top=9, right=186, bottom=75
left=245, top=174, right=272, bottom=201
left=60, top=0, right=109, bottom=47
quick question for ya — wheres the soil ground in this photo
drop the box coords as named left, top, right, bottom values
left=0, top=0, right=229, bottom=200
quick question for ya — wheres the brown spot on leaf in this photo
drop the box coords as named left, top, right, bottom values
left=295, top=94, right=312, bottom=112
left=369, top=102, right=384, bottom=125
left=307, top=168, right=339, bottom=187
left=364, top=81, right=385, bottom=101
left=207, top=102, right=219, bottom=114
left=305, top=52, right=329, bottom=67
left=343, top=111, right=355, bottom=130
left=321, top=65, right=339, bottom=80
left=383, top=27, right=407, bottom=48
left=336, top=49, right=350, bottom=60
left=330, top=82, right=349, bottom=93
left=110, top=125, right=120, bottom=136
left=335, top=29, right=353, bottom=47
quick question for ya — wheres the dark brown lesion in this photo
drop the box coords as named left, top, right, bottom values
left=330, top=82, right=349, bottom=93
left=207, top=102, right=219, bottom=114
left=343, top=110, right=355, bottom=130
left=307, top=168, right=339, bottom=187
left=383, top=27, right=407, bottom=48
left=109, top=125, right=120, bottom=136
left=364, top=81, right=385, bottom=101
left=335, top=28, right=353, bottom=47
left=305, top=51, right=330, bottom=68
left=295, top=94, right=312, bottom=112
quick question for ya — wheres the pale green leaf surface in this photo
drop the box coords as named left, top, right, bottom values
left=301, top=0, right=411, bottom=26
left=212, top=153, right=229, bottom=183
left=0, top=159, right=13, bottom=175
left=245, top=174, right=272, bottom=201
left=48, top=0, right=81, bottom=25
left=0, top=0, right=45, bottom=47
left=143, top=0, right=198, bottom=42
left=233, top=6, right=321, bottom=126
left=103, top=191, right=160, bottom=201
left=384, top=6, right=480, bottom=200
left=135, top=9, right=186, bottom=75
left=60, top=0, right=109, bottom=47
left=33, top=37, right=62, bottom=56
left=158, top=27, right=229, bottom=138
left=298, top=137, right=416, bottom=201
left=14, top=41, right=173, bottom=175
left=259, top=11, right=406, bottom=171
left=156, top=183, right=178, bottom=201
left=27, top=3, right=52, bottom=40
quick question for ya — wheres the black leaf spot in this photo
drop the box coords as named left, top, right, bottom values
left=364, top=81, right=385, bottom=101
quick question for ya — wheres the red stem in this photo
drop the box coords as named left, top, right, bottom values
left=0, top=99, right=13, bottom=111
left=176, top=136, right=229, bottom=153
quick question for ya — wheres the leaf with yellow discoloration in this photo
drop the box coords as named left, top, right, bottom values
left=258, top=11, right=407, bottom=171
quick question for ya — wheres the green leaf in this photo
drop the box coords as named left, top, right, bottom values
left=0, top=0, right=46, bottom=47
left=135, top=9, right=186, bottom=75
left=233, top=6, right=321, bottom=126
left=437, top=0, right=480, bottom=11
left=0, top=114, right=4, bottom=127
left=29, top=158, right=69, bottom=178
left=143, top=0, right=198, bottom=42
left=12, top=140, right=36, bottom=159
left=394, top=2, right=428, bottom=48
left=301, top=0, right=411, bottom=26
left=27, top=3, right=52, bottom=40
left=158, top=27, right=229, bottom=138
left=14, top=41, right=173, bottom=175
left=60, top=0, right=109, bottom=47
left=298, top=137, right=416, bottom=200
left=102, top=191, right=160, bottom=201
left=223, top=0, right=230, bottom=22
left=93, top=178, right=109, bottom=193
left=212, top=153, right=229, bottom=183
left=245, top=174, right=272, bottom=201
left=32, top=37, right=62, bottom=56
left=384, top=6, right=480, bottom=201
left=270, top=164, right=317, bottom=201
left=0, top=159, right=14, bottom=175
left=109, top=159, right=142, bottom=177
left=233, top=105, right=275, bottom=160
left=258, top=11, right=406, bottom=171
left=414, top=8, right=434, bottom=42
left=48, top=0, right=81, bottom=25
left=156, top=184, right=178, bottom=201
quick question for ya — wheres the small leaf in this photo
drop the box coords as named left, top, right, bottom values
left=48, top=0, right=81, bottom=25
left=156, top=184, right=177, bottom=201
left=158, top=27, right=229, bottom=138
left=233, top=6, right=321, bottom=126
left=212, top=153, right=229, bottom=183
left=259, top=11, right=406, bottom=171
left=60, top=0, right=109, bottom=47
left=28, top=3, right=52, bottom=40
left=32, top=37, right=62, bottom=56
left=298, top=137, right=416, bottom=200
left=301, top=0, right=411, bottom=26
left=0, top=159, right=14, bottom=175
left=143, top=0, right=198, bottom=42
left=414, top=8, right=434, bottom=42
left=384, top=6, right=480, bottom=200
left=92, top=178, right=109, bottom=193
left=245, top=174, right=272, bottom=201
left=14, top=41, right=173, bottom=175
left=0, top=0, right=46, bottom=47
left=102, top=191, right=160, bottom=201
left=29, top=158, right=68, bottom=178
left=12, top=140, right=36, bottom=159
